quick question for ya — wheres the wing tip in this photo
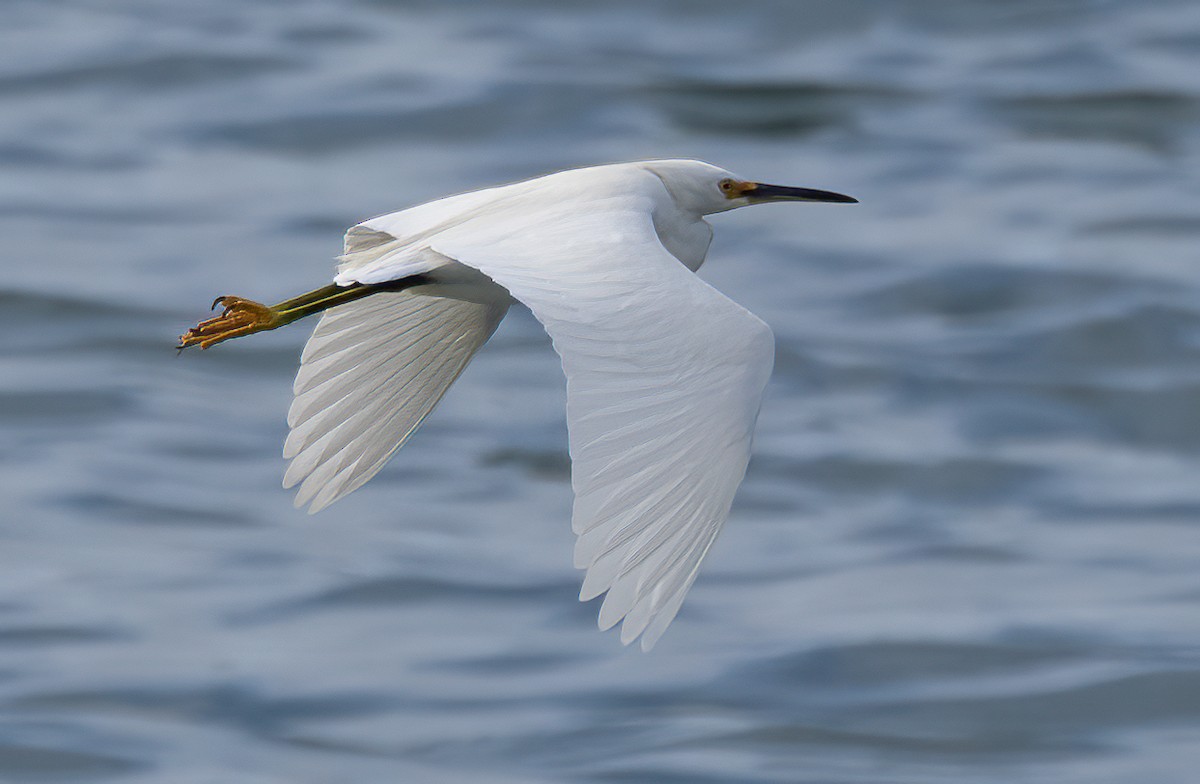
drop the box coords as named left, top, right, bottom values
left=579, top=580, right=673, bottom=652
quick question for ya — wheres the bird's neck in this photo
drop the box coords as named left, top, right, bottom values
left=652, top=209, right=713, bottom=272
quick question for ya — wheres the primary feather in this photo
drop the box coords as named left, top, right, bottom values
left=284, top=289, right=507, bottom=513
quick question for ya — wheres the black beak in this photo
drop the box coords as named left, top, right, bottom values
left=747, top=183, right=858, bottom=204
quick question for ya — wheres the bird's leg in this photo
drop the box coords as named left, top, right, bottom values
left=177, top=277, right=430, bottom=351
left=178, top=295, right=287, bottom=351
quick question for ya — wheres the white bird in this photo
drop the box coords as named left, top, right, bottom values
left=179, top=159, right=856, bottom=649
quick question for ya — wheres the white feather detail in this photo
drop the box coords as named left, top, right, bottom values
left=420, top=197, right=773, bottom=650
left=284, top=290, right=507, bottom=513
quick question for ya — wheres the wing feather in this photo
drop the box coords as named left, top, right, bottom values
left=284, top=290, right=507, bottom=513
left=387, top=201, right=775, bottom=649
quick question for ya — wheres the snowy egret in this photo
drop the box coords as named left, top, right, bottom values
left=179, top=159, right=856, bottom=649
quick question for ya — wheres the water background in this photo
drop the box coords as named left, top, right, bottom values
left=2, top=1, right=1200, bottom=781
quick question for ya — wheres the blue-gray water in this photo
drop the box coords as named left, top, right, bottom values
left=2, top=1, right=1200, bottom=781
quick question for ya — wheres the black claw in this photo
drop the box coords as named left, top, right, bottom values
left=210, top=296, right=225, bottom=311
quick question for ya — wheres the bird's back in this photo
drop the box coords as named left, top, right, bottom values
left=336, top=162, right=698, bottom=285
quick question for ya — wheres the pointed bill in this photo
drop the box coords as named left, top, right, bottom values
left=745, top=183, right=857, bottom=203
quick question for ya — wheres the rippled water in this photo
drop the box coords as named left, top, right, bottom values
left=2, top=1, right=1200, bottom=781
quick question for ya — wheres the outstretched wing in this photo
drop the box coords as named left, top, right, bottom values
left=284, top=289, right=508, bottom=513
left=392, top=199, right=775, bottom=650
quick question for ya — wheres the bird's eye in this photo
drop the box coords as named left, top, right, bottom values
left=718, top=179, right=735, bottom=193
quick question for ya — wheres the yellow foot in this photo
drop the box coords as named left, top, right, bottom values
left=178, top=296, right=281, bottom=350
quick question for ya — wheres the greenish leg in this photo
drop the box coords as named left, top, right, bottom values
left=178, top=277, right=428, bottom=351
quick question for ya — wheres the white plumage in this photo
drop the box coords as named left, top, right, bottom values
left=274, top=159, right=854, bottom=649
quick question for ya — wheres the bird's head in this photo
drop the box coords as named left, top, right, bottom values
left=643, top=159, right=857, bottom=216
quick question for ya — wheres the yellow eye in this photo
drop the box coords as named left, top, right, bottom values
left=718, top=178, right=735, bottom=193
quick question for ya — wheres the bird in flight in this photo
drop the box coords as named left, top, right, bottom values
left=179, top=159, right=856, bottom=649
